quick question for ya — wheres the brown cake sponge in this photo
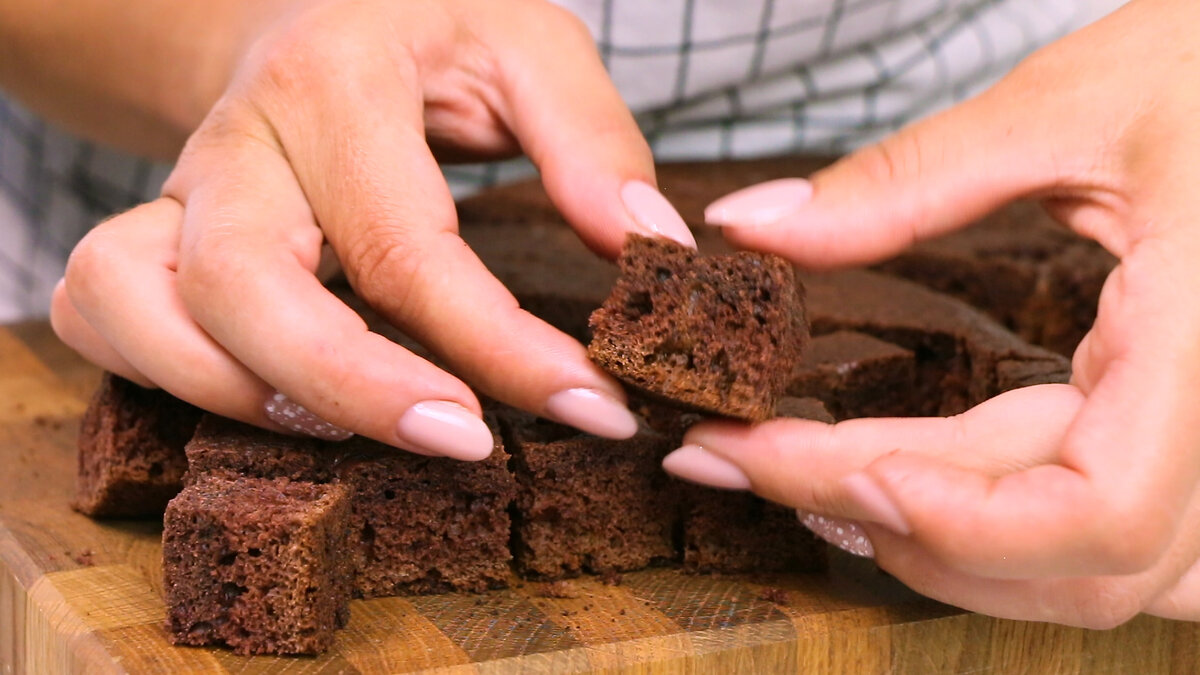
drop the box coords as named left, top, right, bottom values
left=682, top=397, right=832, bottom=574
left=588, top=235, right=808, bottom=422
left=74, top=373, right=202, bottom=517
left=501, top=411, right=680, bottom=579
left=163, top=476, right=352, bottom=655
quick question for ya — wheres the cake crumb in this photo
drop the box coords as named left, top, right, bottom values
left=758, top=587, right=790, bottom=605
left=537, top=581, right=582, bottom=599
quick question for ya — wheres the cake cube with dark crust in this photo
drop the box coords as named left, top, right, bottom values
left=163, top=476, right=352, bottom=656
left=73, top=373, right=203, bottom=517
left=184, top=414, right=334, bottom=485
left=335, top=432, right=516, bottom=597
left=682, top=397, right=832, bottom=574
left=773, top=396, right=836, bottom=422
left=588, top=235, right=808, bottom=422
left=502, top=412, right=681, bottom=579
left=803, top=269, right=1070, bottom=417
left=787, top=331, right=917, bottom=419
left=872, top=200, right=1115, bottom=356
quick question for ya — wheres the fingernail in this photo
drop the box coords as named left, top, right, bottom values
left=662, top=444, right=752, bottom=490
left=704, top=178, right=814, bottom=227
left=544, top=388, right=639, bottom=439
left=621, top=180, right=697, bottom=248
left=396, top=400, right=495, bottom=461
left=797, top=510, right=874, bottom=558
left=264, top=392, right=353, bottom=441
left=841, top=472, right=912, bottom=535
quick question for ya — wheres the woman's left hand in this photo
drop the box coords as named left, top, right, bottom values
left=664, top=0, right=1200, bottom=627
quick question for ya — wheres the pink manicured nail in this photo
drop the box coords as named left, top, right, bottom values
left=797, top=510, right=875, bottom=558
left=264, top=392, right=353, bottom=441
left=662, top=444, right=752, bottom=490
left=621, top=180, right=697, bottom=248
left=545, top=388, right=639, bottom=439
left=841, top=472, right=912, bottom=535
left=396, top=400, right=494, bottom=461
left=704, top=178, right=814, bottom=227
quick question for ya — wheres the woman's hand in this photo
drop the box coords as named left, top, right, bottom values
left=665, top=0, right=1200, bottom=626
left=50, top=0, right=695, bottom=458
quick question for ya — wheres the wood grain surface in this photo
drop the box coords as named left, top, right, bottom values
left=2, top=321, right=1198, bottom=674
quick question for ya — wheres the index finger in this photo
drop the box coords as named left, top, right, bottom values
left=676, top=383, right=1085, bottom=515
left=242, top=9, right=640, bottom=439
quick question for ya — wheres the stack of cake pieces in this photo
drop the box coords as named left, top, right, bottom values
left=72, top=157, right=1081, bottom=655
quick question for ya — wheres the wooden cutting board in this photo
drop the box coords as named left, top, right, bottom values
left=2, top=321, right=1198, bottom=674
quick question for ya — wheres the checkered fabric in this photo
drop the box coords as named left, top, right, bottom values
left=0, top=0, right=1124, bottom=322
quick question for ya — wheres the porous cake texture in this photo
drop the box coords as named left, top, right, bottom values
left=682, top=397, right=832, bottom=574
left=74, top=373, right=202, bottom=517
left=163, top=476, right=352, bottom=655
left=588, top=235, right=808, bottom=422
left=336, top=432, right=516, bottom=596
left=502, top=411, right=681, bottom=579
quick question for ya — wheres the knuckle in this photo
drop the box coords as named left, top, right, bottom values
left=243, top=3, right=411, bottom=105
left=251, top=30, right=327, bottom=100
left=166, top=104, right=270, bottom=194
left=846, top=137, right=926, bottom=244
left=339, top=226, right=429, bottom=315
left=852, top=139, right=908, bottom=188
left=538, top=2, right=595, bottom=45
left=1065, top=581, right=1145, bottom=630
left=64, top=221, right=125, bottom=302
left=1004, top=45, right=1067, bottom=93
left=175, top=227, right=245, bottom=303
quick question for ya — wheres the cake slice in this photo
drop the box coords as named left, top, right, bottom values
left=502, top=411, right=681, bottom=579
left=163, top=476, right=352, bottom=655
left=336, top=431, right=516, bottom=596
left=787, top=331, right=917, bottom=419
left=588, top=235, right=808, bottom=421
left=681, top=397, right=831, bottom=574
left=73, top=373, right=202, bottom=517
left=184, top=414, right=334, bottom=484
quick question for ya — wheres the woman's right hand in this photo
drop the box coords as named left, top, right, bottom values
left=51, top=0, right=695, bottom=459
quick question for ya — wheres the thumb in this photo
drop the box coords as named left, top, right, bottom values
left=705, top=78, right=1069, bottom=268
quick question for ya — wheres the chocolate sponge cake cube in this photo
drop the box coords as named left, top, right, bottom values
left=163, top=476, right=352, bottom=655
left=787, top=330, right=917, bottom=419
left=184, top=414, right=334, bottom=485
left=502, top=412, right=680, bottom=579
left=588, top=235, right=808, bottom=422
left=74, top=373, right=202, bottom=517
left=682, top=397, right=831, bottom=574
left=336, top=433, right=516, bottom=597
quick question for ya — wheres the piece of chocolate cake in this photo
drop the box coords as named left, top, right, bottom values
left=184, top=414, right=334, bottom=484
left=184, top=416, right=517, bottom=597
left=336, top=433, right=516, bottom=597
left=872, top=201, right=1115, bottom=356
left=682, top=397, right=832, bottom=574
left=588, top=235, right=808, bottom=422
left=163, top=476, right=352, bottom=655
left=502, top=412, right=681, bottom=579
left=787, top=331, right=917, bottom=419
left=803, top=270, right=1071, bottom=417
left=73, top=373, right=202, bottom=517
